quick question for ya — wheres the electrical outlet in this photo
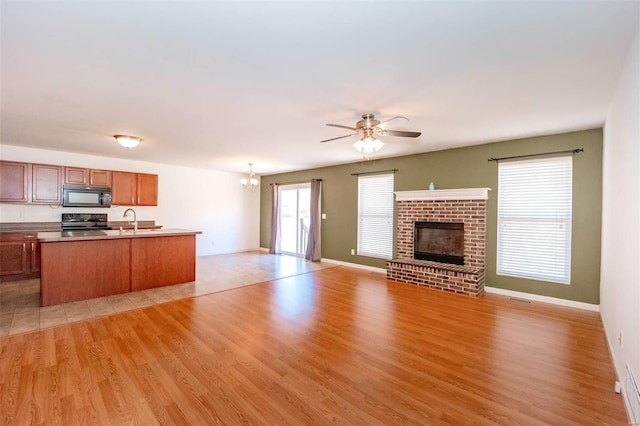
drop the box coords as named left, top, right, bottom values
left=350, top=249, right=355, bottom=255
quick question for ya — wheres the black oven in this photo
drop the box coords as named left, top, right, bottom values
left=62, top=185, right=111, bottom=208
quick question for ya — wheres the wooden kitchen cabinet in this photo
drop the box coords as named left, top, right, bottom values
left=111, top=171, right=137, bottom=205
left=0, top=241, right=28, bottom=276
left=64, top=167, right=112, bottom=187
left=0, top=161, right=29, bottom=202
left=89, top=169, right=111, bottom=186
left=0, top=232, right=40, bottom=281
left=112, top=171, right=158, bottom=206
left=64, top=167, right=87, bottom=185
left=0, top=161, right=61, bottom=204
left=40, top=232, right=197, bottom=305
left=40, top=238, right=131, bottom=306
left=137, top=173, right=158, bottom=206
left=32, top=164, right=62, bottom=204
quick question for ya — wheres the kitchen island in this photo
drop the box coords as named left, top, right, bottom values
left=38, top=228, right=201, bottom=306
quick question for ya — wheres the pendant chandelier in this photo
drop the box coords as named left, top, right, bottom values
left=240, top=162, right=259, bottom=190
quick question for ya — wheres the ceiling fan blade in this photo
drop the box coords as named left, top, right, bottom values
left=378, top=116, right=408, bottom=128
left=320, top=133, right=357, bottom=143
left=383, top=130, right=422, bottom=138
left=384, top=130, right=422, bottom=138
left=326, top=123, right=358, bottom=131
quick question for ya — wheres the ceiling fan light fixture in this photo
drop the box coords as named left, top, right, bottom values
left=353, top=136, right=384, bottom=154
left=114, top=134, right=142, bottom=148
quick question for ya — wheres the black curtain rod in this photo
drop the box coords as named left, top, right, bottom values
left=270, top=179, right=322, bottom=186
left=488, top=148, right=583, bottom=162
left=350, top=168, right=398, bottom=176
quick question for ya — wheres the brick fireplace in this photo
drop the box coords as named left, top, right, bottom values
left=387, top=188, right=490, bottom=296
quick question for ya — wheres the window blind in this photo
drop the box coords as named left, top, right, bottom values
left=497, top=156, right=573, bottom=284
left=357, top=173, right=394, bottom=259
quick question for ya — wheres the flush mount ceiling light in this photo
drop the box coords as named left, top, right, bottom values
left=114, top=135, right=143, bottom=148
left=240, top=162, right=259, bottom=190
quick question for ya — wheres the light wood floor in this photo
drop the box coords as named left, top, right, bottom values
left=0, top=263, right=627, bottom=425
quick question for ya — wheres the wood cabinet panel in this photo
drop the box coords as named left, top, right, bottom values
left=130, top=235, right=196, bottom=291
left=137, top=173, right=158, bottom=206
left=64, top=167, right=88, bottom=185
left=111, top=171, right=137, bottom=205
left=30, top=241, right=41, bottom=273
left=89, top=169, right=111, bottom=186
left=112, top=171, right=158, bottom=206
left=0, top=232, right=39, bottom=280
left=0, top=241, right=28, bottom=275
left=32, top=164, right=62, bottom=204
left=40, top=239, right=131, bottom=306
left=65, top=167, right=112, bottom=187
left=0, top=161, right=29, bottom=202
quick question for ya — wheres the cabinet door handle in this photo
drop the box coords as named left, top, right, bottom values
left=23, top=243, right=26, bottom=253
left=31, top=242, right=35, bottom=251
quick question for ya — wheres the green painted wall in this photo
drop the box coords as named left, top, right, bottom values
left=260, top=129, right=603, bottom=304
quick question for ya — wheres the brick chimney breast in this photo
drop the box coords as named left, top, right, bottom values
left=387, top=188, right=490, bottom=296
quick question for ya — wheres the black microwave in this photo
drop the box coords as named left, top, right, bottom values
left=62, top=185, right=112, bottom=208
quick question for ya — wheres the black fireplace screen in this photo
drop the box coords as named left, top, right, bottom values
left=414, top=222, right=464, bottom=265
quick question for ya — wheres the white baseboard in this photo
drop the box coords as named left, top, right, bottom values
left=485, top=286, right=600, bottom=312
left=320, top=257, right=387, bottom=274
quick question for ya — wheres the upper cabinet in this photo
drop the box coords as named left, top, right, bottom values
left=89, top=169, right=111, bottom=187
left=1, top=161, right=156, bottom=206
left=112, top=172, right=137, bottom=205
left=32, top=164, right=62, bottom=204
left=137, top=173, right=158, bottom=206
left=112, top=172, right=157, bottom=206
left=0, top=161, right=61, bottom=204
left=0, top=161, right=29, bottom=202
left=64, top=167, right=112, bottom=187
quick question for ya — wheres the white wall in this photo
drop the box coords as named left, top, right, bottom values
left=0, top=145, right=261, bottom=256
left=601, top=27, right=639, bottom=418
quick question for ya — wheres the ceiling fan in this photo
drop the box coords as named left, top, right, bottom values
left=320, top=113, right=422, bottom=154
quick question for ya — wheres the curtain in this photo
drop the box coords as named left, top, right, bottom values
left=269, top=183, right=280, bottom=254
left=305, top=179, right=322, bottom=262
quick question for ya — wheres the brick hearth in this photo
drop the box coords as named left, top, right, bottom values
left=387, top=188, right=490, bottom=296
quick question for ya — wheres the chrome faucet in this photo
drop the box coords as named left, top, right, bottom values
left=123, top=208, right=137, bottom=233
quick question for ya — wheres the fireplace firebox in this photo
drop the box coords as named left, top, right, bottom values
left=414, top=222, right=464, bottom=265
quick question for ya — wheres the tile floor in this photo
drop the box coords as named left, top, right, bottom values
left=0, top=251, right=335, bottom=337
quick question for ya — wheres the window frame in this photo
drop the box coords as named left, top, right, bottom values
left=357, top=172, right=395, bottom=260
left=496, top=155, right=573, bottom=284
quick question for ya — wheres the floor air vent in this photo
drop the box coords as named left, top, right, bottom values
left=626, top=364, right=640, bottom=424
left=509, top=297, right=531, bottom=304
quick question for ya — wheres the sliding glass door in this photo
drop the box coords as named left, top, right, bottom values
left=278, top=183, right=311, bottom=256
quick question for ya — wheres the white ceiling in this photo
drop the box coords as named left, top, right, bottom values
left=1, top=1, right=638, bottom=175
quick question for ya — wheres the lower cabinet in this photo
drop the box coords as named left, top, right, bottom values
left=40, top=239, right=131, bottom=306
left=0, top=232, right=40, bottom=281
left=40, top=234, right=196, bottom=306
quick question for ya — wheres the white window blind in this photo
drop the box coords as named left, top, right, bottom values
left=357, top=173, right=394, bottom=259
left=497, top=156, right=573, bottom=284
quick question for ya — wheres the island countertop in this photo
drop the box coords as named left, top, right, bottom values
left=38, top=228, right=202, bottom=242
